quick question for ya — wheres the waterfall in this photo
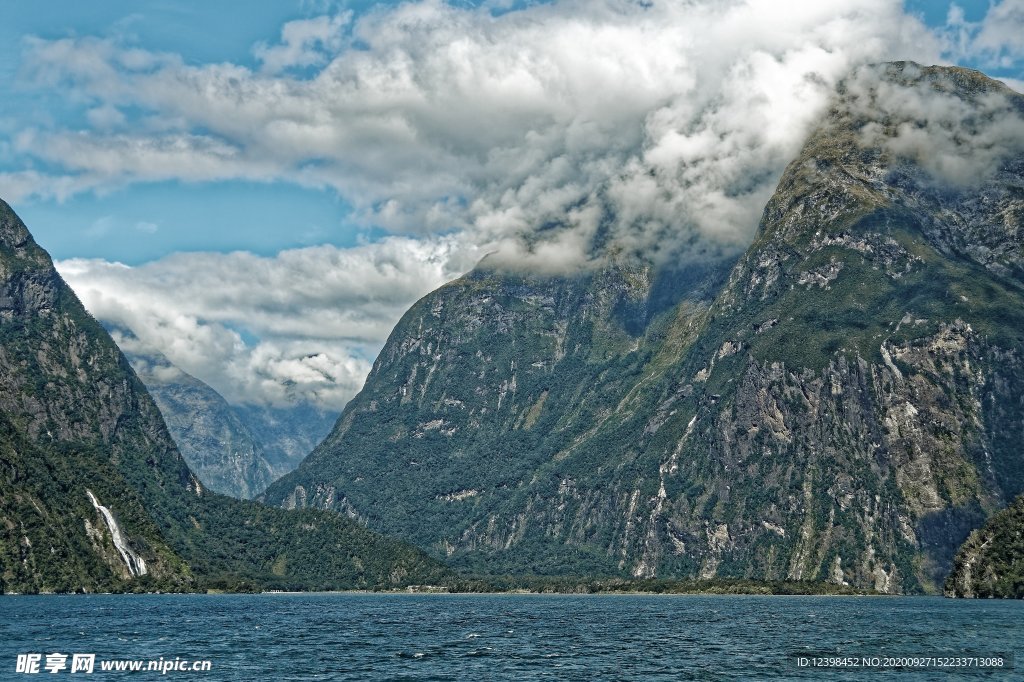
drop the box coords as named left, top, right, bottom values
left=86, top=490, right=148, bottom=577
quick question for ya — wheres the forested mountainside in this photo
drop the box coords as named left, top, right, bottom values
left=946, top=494, right=1024, bottom=598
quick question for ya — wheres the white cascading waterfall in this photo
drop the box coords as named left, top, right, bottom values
left=85, top=489, right=148, bottom=577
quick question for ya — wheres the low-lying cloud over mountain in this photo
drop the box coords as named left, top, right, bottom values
left=848, top=63, right=1024, bottom=186
left=9, top=0, right=1023, bottom=407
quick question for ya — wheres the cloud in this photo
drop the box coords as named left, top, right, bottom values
left=254, top=13, right=352, bottom=74
left=849, top=62, right=1024, bottom=187
left=56, top=236, right=479, bottom=409
left=14, top=0, right=946, bottom=269
left=1001, top=76, right=1024, bottom=92
left=15, top=0, right=1019, bottom=406
left=86, top=104, right=126, bottom=129
left=943, top=0, right=1024, bottom=71
left=0, top=170, right=102, bottom=204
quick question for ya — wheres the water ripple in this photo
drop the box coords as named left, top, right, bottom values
left=0, top=594, right=1019, bottom=680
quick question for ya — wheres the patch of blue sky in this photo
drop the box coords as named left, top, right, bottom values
left=1, top=1, right=554, bottom=73
left=15, top=180, right=363, bottom=264
left=455, top=0, right=555, bottom=16
left=905, top=0, right=1023, bottom=82
left=0, top=1, right=484, bottom=263
left=905, top=0, right=989, bottom=24
left=232, top=326, right=261, bottom=348
left=0, top=2, right=296, bottom=69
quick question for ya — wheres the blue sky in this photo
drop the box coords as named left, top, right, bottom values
left=1, top=1, right=369, bottom=262
left=0, top=0, right=1020, bottom=408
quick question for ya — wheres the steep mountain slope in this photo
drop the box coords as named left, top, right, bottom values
left=946, top=494, right=1024, bottom=598
left=0, top=200, right=449, bottom=593
left=265, top=63, right=1024, bottom=593
left=232, top=402, right=336, bottom=479
left=119, top=337, right=337, bottom=499
left=599, top=62, right=1024, bottom=593
left=265, top=256, right=734, bottom=575
left=123, top=344, right=278, bottom=498
left=0, top=214, right=193, bottom=591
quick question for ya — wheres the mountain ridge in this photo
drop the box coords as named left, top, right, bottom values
left=122, top=342, right=279, bottom=499
left=118, top=337, right=336, bottom=499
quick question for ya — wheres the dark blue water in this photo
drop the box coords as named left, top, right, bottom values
left=1, top=594, right=1020, bottom=680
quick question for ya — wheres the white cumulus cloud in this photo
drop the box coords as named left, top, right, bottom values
left=850, top=62, right=1024, bottom=187
left=943, top=0, right=1024, bottom=71
left=254, top=12, right=352, bottom=74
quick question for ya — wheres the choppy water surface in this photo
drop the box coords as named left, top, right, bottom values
left=1, top=594, right=1020, bottom=679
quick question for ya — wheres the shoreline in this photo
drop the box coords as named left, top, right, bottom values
left=1, top=586, right=905, bottom=598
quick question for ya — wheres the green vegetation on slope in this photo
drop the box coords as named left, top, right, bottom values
left=945, top=495, right=1024, bottom=599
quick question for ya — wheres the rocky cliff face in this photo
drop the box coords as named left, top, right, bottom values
left=117, top=331, right=335, bottom=497
left=232, top=402, right=336, bottom=479
left=0, top=204, right=195, bottom=591
left=0, top=201, right=449, bottom=592
left=265, top=256, right=734, bottom=575
left=122, top=345, right=278, bottom=499
left=265, top=63, right=1024, bottom=593
left=121, top=341, right=335, bottom=499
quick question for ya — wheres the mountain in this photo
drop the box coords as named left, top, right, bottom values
left=946, top=494, right=1024, bottom=598
left=0, top=200, right=449, bottom=593
left=263, top=257, right=734, bottom=577
left=232, top=402, right=337, bottom=479
left=119, top=339, right=336, bottom=499
left=264, top=63, right=1024, bottom=593
left=120, top=343, right=277, bottom=499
